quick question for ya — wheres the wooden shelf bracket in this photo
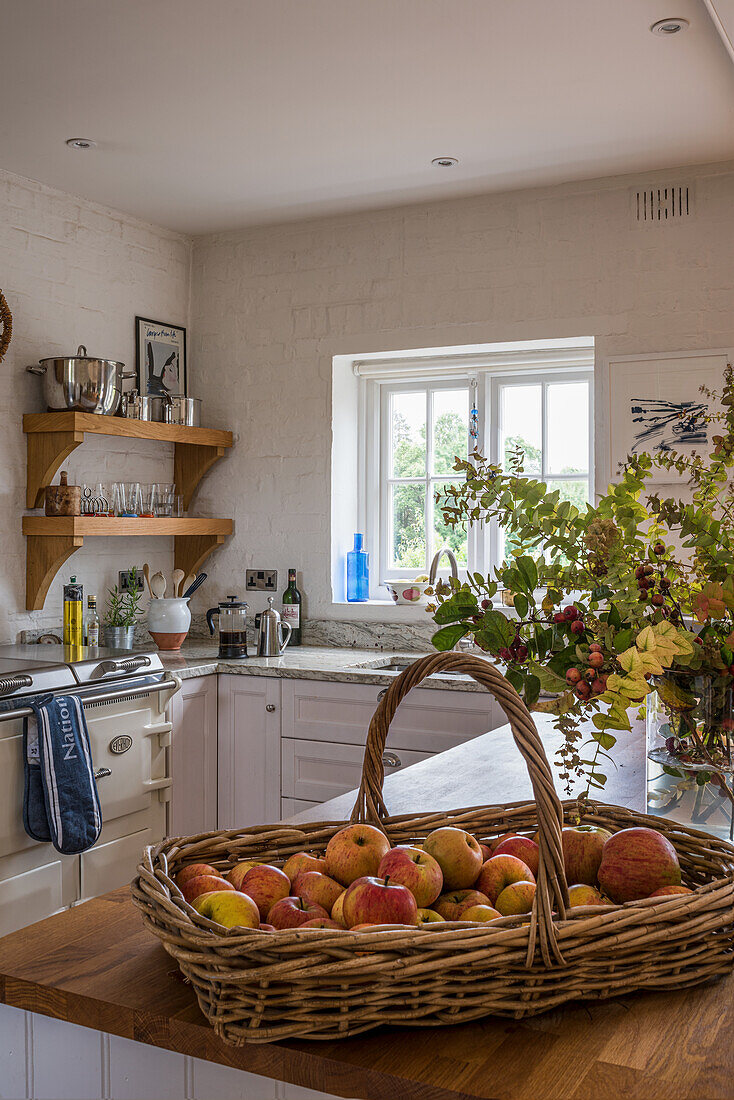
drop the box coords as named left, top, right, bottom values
left=26, top=533, right=84, bottom=611
left=174, top=442, right=227, bottom=511
left=27, top=430, right=85, bottom=509
left=174, top=533, right=227, bottom=581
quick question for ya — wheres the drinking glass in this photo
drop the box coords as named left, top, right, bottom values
left=139, top=484, right=156, bottom=517
left=154, top=483, right=174, bottom=517
left=118, top=482, right=141, bottom=517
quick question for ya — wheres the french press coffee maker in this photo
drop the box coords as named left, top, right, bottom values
left=206, top=595, right=248, bottom=659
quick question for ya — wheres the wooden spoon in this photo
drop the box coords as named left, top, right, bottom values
left=143, top=563, right=154, bottom=599
left=150, top=571, right=167, bottom=599
left=172, top=568, right=185, bottom=597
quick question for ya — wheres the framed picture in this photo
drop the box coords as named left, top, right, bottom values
left=606, top=349, right=730, bottom=483
left=135, top=317, right=186, bottom=397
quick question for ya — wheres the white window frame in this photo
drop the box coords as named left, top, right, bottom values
left=356, top=343, right=594, bottom=597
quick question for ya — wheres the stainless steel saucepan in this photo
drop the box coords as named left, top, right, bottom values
left=27, top=345, right=135, bottom=415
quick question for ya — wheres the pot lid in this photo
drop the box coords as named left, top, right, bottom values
left=38, top=344, right=125, bottom=368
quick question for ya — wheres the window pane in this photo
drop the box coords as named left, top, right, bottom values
left=390, top=483, right=426, bottom=570
left=545, top=479, right=590, bottom=509
left=433, top=482, right=468, bottom=565
left=432, top=388, right=468, bottom=475
left=501, top=385, right=541, bottom=473
left=547, top=382, right=589, bottom=475
left=391, top=391, right=426, bottom=478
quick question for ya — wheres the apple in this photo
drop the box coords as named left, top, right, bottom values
left=476, top=855, right=535, bottom=906
left=567, top=884, right=606, bottom=907
left=648, top=885, right=693, bottom=898
left=417, top=908, right=445, bottom=924
left=293, top=871, right=344, bottom=913
left=267, top=896, right=330, bottom=929
left=299, top=917, right=342, bottom=929
left=495, top=881, right=536, bottom=916
left=423, top=827, right=483, bottom=889
left=351, top=923, right=417, bottom=931
left=227, top=860, right=262, bottom=889
left=282, top=852, right=328, bottom=882
left=598, top=827, right=681, bottom=903
left=478, top=843, right=492, bottom=862
left=194, top=890, right=259, bottom=928
left=179, top=874, right=234, bottom=905
left=377, top=846, right=443, bottom=907
left=562, top=826, right=612, bottom=886
left=236, top=864, right=291, bottom=920
left=177, top=863, right=219, bottom=888
left=324, top=824, right=391, bottom=886
left=331, top=889, right=347, bottom=928
left=191, top=891, right=220, bottom=912
left=489, top=832, right=519, bottom=852
left=459, top=904, right=502, bottom=922
left=434, top=889, right=491, bottom=921
left=342, top=875, right=419, bottom=928
left=259, top=922, right=276, bottom=931
left=493, top=836, right=540, bottom=877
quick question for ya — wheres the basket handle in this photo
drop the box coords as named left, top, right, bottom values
left=349, top=651, right=569, bottom=966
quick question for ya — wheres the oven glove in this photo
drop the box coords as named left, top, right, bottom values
left=23, top=693, right=102, bottom=854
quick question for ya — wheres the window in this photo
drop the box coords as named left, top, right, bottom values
left=348, top=340, right=594, bottom=598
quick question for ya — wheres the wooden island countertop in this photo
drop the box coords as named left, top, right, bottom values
left=1, top=714, right=733, bottom=1100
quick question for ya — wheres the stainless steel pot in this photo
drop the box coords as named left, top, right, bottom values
left=168, top=395, right=201, bottom=427
left=27, top=345, right=134, bottom=415
left=122, top=392, right=171, bottom=422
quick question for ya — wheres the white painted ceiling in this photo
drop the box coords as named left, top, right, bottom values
left=2, top=0, right=734, bottom=234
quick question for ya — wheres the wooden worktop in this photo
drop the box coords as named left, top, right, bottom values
left=1, top=717, right=732, bottom=1100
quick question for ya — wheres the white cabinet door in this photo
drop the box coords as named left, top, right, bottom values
left=170, top=674, right=218, bottom=836
left=218, top=676, right=281, bottom=828
left=282, top=738, right=430, bottom=805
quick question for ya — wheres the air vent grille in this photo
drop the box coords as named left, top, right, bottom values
left=634, top=185, right=692, bottom=223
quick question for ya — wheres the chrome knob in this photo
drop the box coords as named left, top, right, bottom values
left=94, top=767, right=112, bottom=780
left=0, top=674, right=33, bottom=696
left=382, top=752, right=401, bottom=768
left=265, top=704, right=276, bottom=712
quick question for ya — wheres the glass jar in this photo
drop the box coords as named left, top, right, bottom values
left=647, top=672, right=734, bottom=841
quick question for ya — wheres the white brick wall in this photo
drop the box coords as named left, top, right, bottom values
left=1, top=168, right=191, bottom=639
left=190, top=160, right=734, bottom=622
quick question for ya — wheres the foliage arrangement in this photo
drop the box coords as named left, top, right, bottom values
left=104, top=566, right=144, bottom=628
left=430, top=366, right=734, bottom=803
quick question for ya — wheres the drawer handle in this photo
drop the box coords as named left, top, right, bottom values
left=94, top=767, right=112, bottom=780
left=382, top=752, right=401, bottom=768
left=266, top=704, right=277, bottom=712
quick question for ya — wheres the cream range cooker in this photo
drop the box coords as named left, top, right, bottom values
left=0, top=645, right=180, bottom=937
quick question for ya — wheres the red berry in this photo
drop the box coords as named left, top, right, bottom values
left=635, top=566, right=645, bottom=579
left=651, top=594, right=664, bottom=607
left=591, top=678, right=606, bottom=695
left=729, top=664, right=734, bottom=676
left=480, top=598, right=491, bottom=610
left=570, top=620, right=585, bottom=635
left=575, top=681, right=591, bottom=700
left=585, top=668, right=596, bottom=682
left=695, top=637, right=703, bottom=646
left=515, top=644, right=528, bottom=661
left=653, top=543, right=665, bottom=556
left=566, top=667, right=582, bottom=685
left=563, top=606, right=579, bottom=621
left=589, top=643, right=602, bottom=653
left=553, top=612, right=565, bottom=625
left=644, top=565, right=654, bottom=576
left=499, top=648, right=512, bottom=662
left=588, top=651, right=604, bottom=668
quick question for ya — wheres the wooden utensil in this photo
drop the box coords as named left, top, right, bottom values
left=182, top=573, right=196, bottom=596
left=143, top=563, right=154, bottom=599
left=150, top=571, right=167, bottom=599
left=172, top=569, right=185, bottom=597
left=44, top=471, right=81, bottom=517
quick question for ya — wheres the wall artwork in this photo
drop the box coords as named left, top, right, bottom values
left=608, top=351, right=729, bottom=482
left=135, top=316, right=186, bottom=397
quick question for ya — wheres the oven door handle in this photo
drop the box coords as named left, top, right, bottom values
left=0, top=672, right=181, bottom=724
left=142, top=777, right=172, bottom=793
left=94, top=655, right=152, bottom=677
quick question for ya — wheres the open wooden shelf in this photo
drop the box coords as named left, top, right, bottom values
left=22, top=413, right=235, bottom=610
left=22, top=517, right=234, bottom=611
left=24, top=412, right=233, bottom=511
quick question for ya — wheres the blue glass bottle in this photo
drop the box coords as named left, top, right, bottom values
left=346, top=533, right=369, bottom=602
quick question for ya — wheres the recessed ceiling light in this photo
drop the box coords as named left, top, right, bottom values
left=65, top=137, right=97, bottom=150
left=432, top=156, right=459, bottom=168
left=650, top=17, right=689, bottom=35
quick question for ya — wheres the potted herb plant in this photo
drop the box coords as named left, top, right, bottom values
left=430, top=366, right=734, bottom=839
left=103, top=567, right=143, bottom=650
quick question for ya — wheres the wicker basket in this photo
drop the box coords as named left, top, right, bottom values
left=132, top=652, right=734, bottom=1044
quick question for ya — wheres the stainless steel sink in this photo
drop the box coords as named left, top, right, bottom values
left=348, top=657, right=474, bottom=680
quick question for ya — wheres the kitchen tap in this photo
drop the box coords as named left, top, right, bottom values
left=429, top=546, right=459, bottom=585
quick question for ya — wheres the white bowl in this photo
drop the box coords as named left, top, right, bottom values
left=384, top=581, right=429, bottom=606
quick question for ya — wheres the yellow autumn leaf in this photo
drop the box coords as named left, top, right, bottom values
left=618, top=646, right=664, bottom=678
left=605, top=672, right=649, bottom=702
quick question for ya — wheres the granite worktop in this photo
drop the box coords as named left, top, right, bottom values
left=155, top=641, right=494, bottom=693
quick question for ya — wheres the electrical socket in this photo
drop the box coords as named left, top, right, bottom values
left=245, top=569, right=278, bottom=592
left=119, top=570, right=145, bottom=593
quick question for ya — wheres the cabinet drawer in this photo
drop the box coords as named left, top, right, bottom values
left=281, top=679, right=497, bottom=755
left=80, top=827, right=153, bottom=901
left=0, top=860, right=66, bottom=937
left=282, top=738, right=430, bottom=803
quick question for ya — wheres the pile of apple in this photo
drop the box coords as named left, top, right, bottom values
left=174, top=820, right=689, bottom=932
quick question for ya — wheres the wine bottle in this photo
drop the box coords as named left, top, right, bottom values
left=282, top=568, right=302, bottom=645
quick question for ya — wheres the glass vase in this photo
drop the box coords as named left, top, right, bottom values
left=646, top=672, right=734, bottom=841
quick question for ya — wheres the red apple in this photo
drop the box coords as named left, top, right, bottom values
left=342, top=875, right=419, bottom=928
left=423, top=827, right=483, bottom=889
left=648, top=885, right=693, bottom=898
left=417, top=908, right=445, bottom=924
left=324, top=824, right=391, bottom=886
left=478, top=843, right=492, bottom=862
left=267, top=896, right=330, bottom=929
left=176, top=863, right=219, bottom=888
left=495, top=881, right=536, bottom=916
left=493, top=836, right=540, bottom=877
left=299, top=917, right=342, bottom=929
left=331, top=889, right=347, bottom=928
left=598, top=827, right=681, bottom=903
left=377, top=846, right=443, bottom=908
left=282, top=852, right=328, bottom=882
left=434, top=889, right=491, bottom=921
left=293, top=871, right=344, bottom=913
left=227, top=860, right=262, bottom=889
left=562, top=826, right=612, bottom=886
left=194, top=890, right=259, bottom=928
left=459, top=904, right=502, bottom=922
left=476, top=855, right=535, bottom=906
left=259, top=922, right=276, bottom=931
left=567, top=883, right=606, bottom=907
left=236, top=864, right=291, bottom=920
left=489, top=831, right=519, bottom=852
left=179, top=874, right=234, bottom=905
